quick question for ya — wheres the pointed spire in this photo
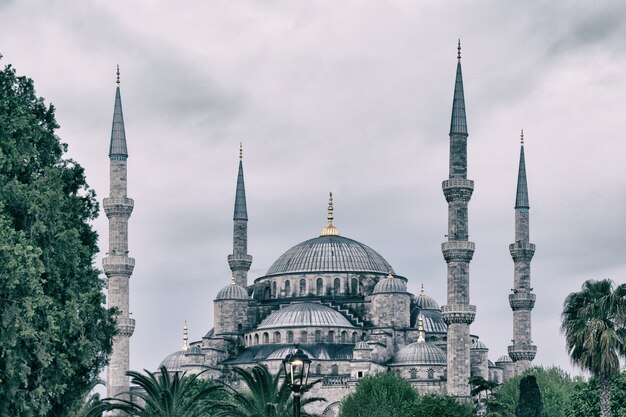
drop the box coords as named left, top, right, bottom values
left=515, top=130, right=529, bottom=209
left=233, top=144, right=248, bottom=221
left=450, top=41, right=468, bottom=136
left=182, top=321, right=189, bottom=351
left=320, top=192, right=340, bottom=236
left=417, top=313, right=425, bottom=343
left=109, top=66, right=128, bottom=160
left=420, top=284, right=425, bottom=296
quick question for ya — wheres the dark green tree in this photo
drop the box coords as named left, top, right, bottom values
left=516, top=375, right=545, bottom=417
left=338, top=371, right=418, bottom=417
left=100, top=366, right=223, bottom=417
left=561, top=279, right=626, bottom=417
left=413, top=394, right=474, bottom=417
left=213, top=365, right=323, bottom=417
left=565, top=371, right=626, bottom=417
left=0, top=58, right=117, bottom=416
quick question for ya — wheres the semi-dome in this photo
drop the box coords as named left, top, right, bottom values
left=372, top=273, right=407, bottom=294
left=354, top=341, right=371, bottom=350
left=393, top=342, right=447, bottom=365
left=265, top=235, right=393, bottom=276
left=419, top=309, right=447, bottom=333
left=215, top=282, right=249, bottom=300
left=256, top=302, right=354, bottom=330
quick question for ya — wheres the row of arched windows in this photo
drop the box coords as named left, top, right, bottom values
left=408, top=367, right=435, bottom=380
left=265, top=277, right=362, bottom=299
left=245, top=330, right=361, bottom=346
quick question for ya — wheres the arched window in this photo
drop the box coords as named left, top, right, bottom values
left=316, top=278, right=324, bottom=295
left=410, top=368, right=417, bottom=379
left=352, top=332, right=358, bottom=343
left=316, top=363, right=322, bottom=375
left=263, top=332, right=269, bottom=344
left=299, top=279, right=306, bottom=296
left=341, top=331, right=347, bottom=343
left=351, top=278, right=358, bottom=295
left=315, top=330, right=322, bottom=342
left=331, top=364, right=339, bottom=375
left=284, top=280, right=291, bottom=297
left=333, top=278, right=340, bottom=295
left=254, top=334, right=259, bottom=345
left=274, top=332, right=281, bottom=343
left=300, top=331, right=308, bottom=343
left=427, top=368, right=434, bottom=379
left=263, top=287, right=270, bottom=300
left=287, top=331, right=294, bottom=344
left=272, top=281, right=277, bottom=298
left=328, top=331, right=335, bottom=343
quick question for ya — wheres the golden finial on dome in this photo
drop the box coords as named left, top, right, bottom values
left=417, top=313, right=425, bottom=343
left=239, top=142, right=243, bottom=160
left=320, top=192, right=340, bottom=236
left=457, top=39, right=461, bottom=62
left=230, top=274, right=236, bottom=285
left=387, top=269, right=393, bottom=279
left=182, top=320, right=189, bottom=351
left=420, top=284, right=425, bottom=296
left=520, top=129, right=524, bottom=145
left=116, top=65, right=120, bottom=85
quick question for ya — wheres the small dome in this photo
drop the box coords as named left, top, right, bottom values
left=471, top=340, right=488, bottom=350
left=354, top=341, right=371, bottom=350
left=496, top=354, right=512, bottom=363
left=415, top=292, right=440, bottom=310
left=159, top=350, right=188, bottom=372
left=215, top=283, right=248, bottom=300
left=257, top=303, right=353, bottom=330
left=393, top=342, right=447, bottom=365
left=372, top=274, right=407, bottom=294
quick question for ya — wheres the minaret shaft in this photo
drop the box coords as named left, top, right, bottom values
left=508, top=142, right=536, bottom=373
left=441, top=51, right=476, bottom=397
left=228, top=156, right=252, bottom=288
left=103, top=82, right=135, bottom=401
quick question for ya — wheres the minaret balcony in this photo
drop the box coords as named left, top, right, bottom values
left=441, top=241, right=475, bottom=263
left=228, top=254, right=253, bottom=271
left=103, top=256, right=135, bottom=277
left=442, top=179, right=474, bottom=202
left=509, top=242, right=535, bottom=261
left=508, top=292, right=536, bottom=310
left=116, top=317, right=136, bottom=337
left=103, top=197, right=134, bottom=219
left=441, top=304, right=476, bottom=324
left=507, top=344, right=537, bottom=361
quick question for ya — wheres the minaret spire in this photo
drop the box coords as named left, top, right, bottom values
left=508, top=131, right=537, bottom=374
left=103, top=66, right=135, bottom=400
left=228, top=144, right=252, bottom=288
left=441, top=42, right=476, bottom=397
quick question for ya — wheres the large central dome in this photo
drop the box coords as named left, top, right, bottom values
left=265, top=235, right=393, bottom=276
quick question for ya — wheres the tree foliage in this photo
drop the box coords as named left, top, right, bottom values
left=0, top=57, right=117, bottom=416
left=561, top=279, right=626, bottom=417
left=565, top=371, right=626, bottom=417
left=213, top=365, right=324, bottom=417
left=486, top=367, right=578, bottom=417
left=516, top=375, right=545, bottom=417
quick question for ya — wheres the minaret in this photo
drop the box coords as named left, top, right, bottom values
left=507, top=130, right=537, bottom=373
left=103, top=65, right=135, bottom=399
left=228, top=144, right=252, bottom=288
left=441, top=41, right=476, bottom=397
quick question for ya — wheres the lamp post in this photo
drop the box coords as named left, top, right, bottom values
left=282, top=345, right=311, bottom=417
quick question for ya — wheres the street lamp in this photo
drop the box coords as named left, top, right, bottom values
left=282, top=345, right=311, bottom=417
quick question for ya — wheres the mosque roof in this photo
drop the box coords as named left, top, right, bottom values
left=418, top=309, right=447, bottom=333
left=415, top=290, right=441, bottom=311
left=256, top=303, right=354, bottom=329
left=372, top=273, right=407, bottom=294
left=215, top=282, right=249, bottom=300
left=393, top=342, right=447, bottom=365
left=159, top=350, right=188, bottom=372
left=225, top=343, right=354, bottom=364
left=496, top=354, right=513, bottom=363
left=471, top=340, right=489, bottom=350
left=265, top=235, right=393, bottom=276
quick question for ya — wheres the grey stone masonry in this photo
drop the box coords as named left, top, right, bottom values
left=229, top=157, right=252, bottom=288
left=508, top=143, right=536, bottom=373
left=103, top=81, right=135, bottom=401
left=441, top=47, right=475, bottom=398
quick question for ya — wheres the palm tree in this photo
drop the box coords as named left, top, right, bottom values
left=561, top=279, right=626, bottom=417
left=99, top=366, right=222, bottom=417
left=213, top=365, right=324, bottom=417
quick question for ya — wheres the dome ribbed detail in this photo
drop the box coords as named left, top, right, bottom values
left=393, top=342, right=447, bottom=365
left=471, top=340, right=488, bottom=350
left=215, top=283, right=249, bottom=300
left=417, top=309, right=447, bottom=333
left=496, top=355, right=513, bottom=363
left=159, top=350, right=188, bottom=372
left=256, top=303, right=354, bottom=330
left=266, top=235, right=393, bottom=276
left=415, top=293, right=440, bottom=310
left=372, top=275, right=407, bottom=294
left=354, top=341, right=371, bottom=350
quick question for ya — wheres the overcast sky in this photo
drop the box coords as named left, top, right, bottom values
left=2, top=0, right=625, bottom=379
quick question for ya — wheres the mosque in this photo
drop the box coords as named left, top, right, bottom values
left=103, top=44, right=537, bottom=417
